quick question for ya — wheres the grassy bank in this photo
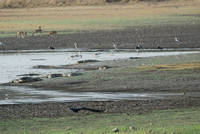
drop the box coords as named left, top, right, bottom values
left=0, top=1, right=200, bottom=37
left=0, top=0, right=196, bottom=8
left=1, top=108, right=200, bottom=134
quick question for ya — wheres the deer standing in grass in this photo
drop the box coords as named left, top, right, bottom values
left=48, top=31, right=57, bottom=36
left=16, top=31, right=27, bottom=38
left=32, top=26, right=42, bottom=36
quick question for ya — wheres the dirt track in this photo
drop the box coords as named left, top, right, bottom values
left=0, top=24, right=200, bottom=50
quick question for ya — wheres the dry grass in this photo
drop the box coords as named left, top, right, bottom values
left=139, top=62, right=200, bottom=71
left=0, top=0, right=183, bottom=8
left=0, top=1, right=200, bottom=33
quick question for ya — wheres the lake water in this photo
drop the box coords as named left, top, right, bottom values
left=0, top=49, right=199, bottom=84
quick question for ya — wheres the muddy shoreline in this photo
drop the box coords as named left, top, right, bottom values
left=0, top=24, right=200, bottom=50
left=1, top=98, right=200, bottom=120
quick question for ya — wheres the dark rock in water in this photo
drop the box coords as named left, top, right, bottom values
left=67, top=73, right=82, bottom=77
left=11, top=77, right=42, bottom=83
left=129, top=57, right=141, bottom=59
left=17, top=73, right=40, bottom=77
left=33, top=65, right=56, bottom=69
left=46, top=73, right=66, bottom=78
left=77, top=59, right=99, bottom=64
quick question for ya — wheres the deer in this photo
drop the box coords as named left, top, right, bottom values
left=16, top=31, right=27, bottom=38
left=32, top=26, right=42, bottom=36
left=48, top=31, right=57, bottom=36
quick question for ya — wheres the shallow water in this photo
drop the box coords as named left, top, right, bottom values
left=0, top=86, right=186, bottom=105
left=0, top=49, right=199, bottom=83
left=0, top=49, right=199, bottom=104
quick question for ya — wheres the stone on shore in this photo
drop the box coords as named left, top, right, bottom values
left=11, top=77, right=42, bottom=83
left=77, top=59, right=99, bottom=64
left=112, top=128, right=119, bottom=133
left=46, top=73, right=66, bottom=78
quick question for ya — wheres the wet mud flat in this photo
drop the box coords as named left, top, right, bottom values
left=0, top=24, right=200, bottom=50
left=0, top=97, right=200, bottom=120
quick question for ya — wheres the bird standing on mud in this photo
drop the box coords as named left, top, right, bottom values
left=174, top=37, right=183, bottom=45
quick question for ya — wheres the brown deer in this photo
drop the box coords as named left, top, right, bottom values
left=48, top=31, right=57, bottom=36
left=16, top=31, right=27, bottom=38
left=32, top=26, right=42, bottom=36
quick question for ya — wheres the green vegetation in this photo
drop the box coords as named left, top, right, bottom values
left=1, top=108, right=200, bottom=134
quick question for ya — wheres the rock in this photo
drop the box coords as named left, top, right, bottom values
left=129, top=126, right=137, bottom=131
left=148, top=129, right=152, bottom=134
left=98, top=66, right=111, bottom=70
left=32, top=65, right=56, bottom=69
left=11, top=77, right=42, bottom=83
left=77, top=59, right=99, bottom=64
left=66, top=127, right=72, bottom=131
left=129, top=57, right=141, bottom=59
left=67, top=73, right=82, bottom=77
left=112, top=128, right=119, bottom=133
left=46, top=73, right=66, bottom=78
left=17, top=73, right=40, bottom=77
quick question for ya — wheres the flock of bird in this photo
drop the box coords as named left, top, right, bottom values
left=67, top=36, right=183, bottom=59
left=0, top=36, right=183, bottom=54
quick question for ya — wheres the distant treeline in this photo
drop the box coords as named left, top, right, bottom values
left=0, top=0, right=169, bottom=8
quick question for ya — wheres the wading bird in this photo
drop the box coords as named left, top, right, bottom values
left=135, top=44, right=143, bottom=54
left=174, top=37, right=183, bottom=45
left=48, top=46, right=55, bottom=49
left=70, top=42, right=82, bottom=58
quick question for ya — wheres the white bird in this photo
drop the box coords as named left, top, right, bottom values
left=174, top=37, right=182, bottom=44
left=74, top=42, right=78, bottom=50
